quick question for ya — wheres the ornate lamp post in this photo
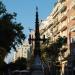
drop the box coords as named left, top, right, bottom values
left=28, top=7, right=47, bottom=75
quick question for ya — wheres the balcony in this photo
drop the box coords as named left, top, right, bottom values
left=40, top=27, right=48, bottom=35
left=61, top=45, right=67, bottom=53
left=40, top=29, right=44, bottom=35
left=70, top=16, right=75, bottom=20
left=60, top=15, right=67, bottom=22
left=59, top=5, right=67, bottom=13
left=54, top=18, right=59, bottom=25
left=53, top=28, right=58, bottom=34
left=70, top=26, right=75, bottom=32
left=68, top=20, right=75, bottom=26
left=71, top=0, right=75, bottom=9
left=41, top=29, right=46, bottom=34
left=53, top=27, right=59, bottom=36
left=60, top=26, right=67, bottom=32
left=46, top=21, right=53, bottom=29
left=59, top=0, right=65, bottom=3
left=53, top=11, right=59, bottom=19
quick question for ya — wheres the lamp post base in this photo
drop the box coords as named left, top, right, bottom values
left=30, top=55, right=43, bottom=75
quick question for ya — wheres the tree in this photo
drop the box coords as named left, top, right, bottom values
left=40, top=36, right=67, bottom=75
left=0, top=12, right=25, bottom=52
left=0, top=1, right=6, bottom=15
left=0, top=1, right=25, bottom=58
left=13, top=57, right=27, bottom=70
left=0, top=1, right=25, bottom=74
left=5, top=57, right=27, bottom=71
left=41, top=36, right=67, bottom=63
left=46, top=36, right=67, bottom=61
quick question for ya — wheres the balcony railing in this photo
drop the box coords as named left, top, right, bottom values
left=54, top=18, right=59, bottom=25
left=70, top=16, right=75, bottom=20
left=61, top=26, right=67, bottom=32
left=61, top=45, right=67, bottom=53
left=59, top=5, right=67, bottom=13
left=60, top=15, right=67, bottom=22
left=68, top=20, right=75, bottom=26
left=53, top=11, right=59, bottom=19
left=59, top=0, right=65, bottom=3
left=53, top=28, right=58, bottom=34
left=70, top=26, right=75, bottom=32
left=71, top=0, right=75, bottom=9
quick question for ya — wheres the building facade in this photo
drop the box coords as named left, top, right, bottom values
left=13, top=41, right=31, bottom=62
left=39, top=0, right=75, bottom=75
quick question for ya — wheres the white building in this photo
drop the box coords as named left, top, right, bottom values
left=13, top=40, right=31, bottom=62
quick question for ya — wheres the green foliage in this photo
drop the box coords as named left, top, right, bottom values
left=0, top=1, right=6, bottom=15
left=0, top=1, right=25, bottom=72
left=41, top=36, right=67, bottom=62
left=0, top=13, right=25, bottom=52
left=47, top=36, right=67, bottom=59
left=0, top=1, right=25, bottom=53
left=14, top=57, right=27, bottom=70
left=8, top=57, right=27, bottom=70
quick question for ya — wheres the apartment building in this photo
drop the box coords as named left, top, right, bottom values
left=51, top=0, right=68, bottom=75
left=67, top=0, right=75, bottom=75
left=39, top=0, right=75, bottom=75
left=67, top=0, right=75, bottom=52
left=13, top=41, right=31, bottom=62
left=40, top=17, right=52, bottom=36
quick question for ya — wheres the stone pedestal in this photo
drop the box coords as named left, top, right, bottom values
left=31, top=55, right=43, bottom=75
left=31, top=70, right=43, bottom=75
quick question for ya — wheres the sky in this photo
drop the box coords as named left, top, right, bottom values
left=2, top=0, right=56, bottom=63
left=2, top=0, right=56, bottom=37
